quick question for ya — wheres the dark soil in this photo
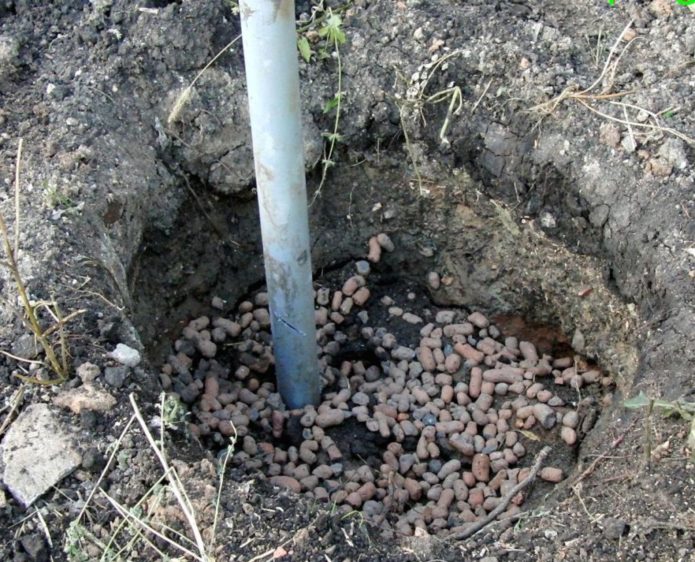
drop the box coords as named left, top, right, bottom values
left=0, top=0, right=693, bottom=561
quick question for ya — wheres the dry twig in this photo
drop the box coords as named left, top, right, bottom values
left=448, top=446, right=552, bottom=541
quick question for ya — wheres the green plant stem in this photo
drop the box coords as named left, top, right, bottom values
left=314, top=37, right=343, bottom=203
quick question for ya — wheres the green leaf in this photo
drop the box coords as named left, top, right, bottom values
left=623, top=391, right=695, bottom=420
left=623, top=391, right=650, bottom=410
left=319, top=13, right=346, bottom=45
left=322, top=132, right=343, bottom=143
left=323, top=94, right=341, bottom=114
left=297, top=35, right=313, bottom=63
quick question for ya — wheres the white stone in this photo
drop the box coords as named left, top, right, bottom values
left=108, top=343, right=141, bottom=367
left=1, top=404, right=81, bottom=507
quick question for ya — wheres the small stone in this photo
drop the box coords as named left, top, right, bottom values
left=313, top=464, right=333, bottom=479
left=437, top=459, right=461, bottom=480
left=253, top=308, right=271, bottom=327
left=560, top=426, right=577, bottom=445
left=316, top=287, right=331, bottom=306
left=418, top=346, right=436, bottom=372
left=376, top=232, right=395, bottom=252
left=399, top=453, right=417, bottom=474
left=104, top=366, right=129, bottom=388
left=532, top=403, right=556, bottom=429
left=427, top=272, right=441, bottom=290
left=454, top=343, right=484, bottom=364
left=300, top=408, right=317, bottom=427
left=213, top=318, right=241, bottom=337
left=254, top=292, right=269, bottom=306
left=107, top=343, right=141, bottom=367
left=472, top=454, right=490, bottom=482
left=76, top=362, right=101, bottom=384
left=572, top=329, right=585, bottom=353
left=345, top=491, right=363, bottom=507
left=367, top=236, right=382, bottom=263
left=270, top=476, right=301, bottom=493
left=315, top=409, right=345, bottom=428
left=189, top=316, right=210, bottom=331
left=197, top=339, right=217, bottom=358
left=211, top=296, right=225, bottom=310
left=342, top=276, right=364, bottom=296
left=352, top=287, right=371, bottom=306
left=404, top=478, right=422, bottom=500
left=351, top=392, right=370, bottom=406
left=601, top=517, right=629, bottom=540
left=562, top=411, right=579, bottom=429
left=539, top=467, right=564, bottom=483
left=467, top=312, right=489, bottom=328
left=444, top=353, right=461, bottom=374
left=340, top=297, right=354, bottom=315
left=402, top=312, right=423, bottom=324
left=435, top=310, right=455, bottom=324
left=388, top=306, right=403, bottom=317
left=53, top=386, right=117, bottom=414
left=519, top=341, right=538, bottom=364
left=355, top=260, right=370, bottom=276
left=391, top=346, right=415, bottom=361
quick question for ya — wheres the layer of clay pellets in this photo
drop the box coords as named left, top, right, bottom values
left=160, top=233, right=611, bottom=538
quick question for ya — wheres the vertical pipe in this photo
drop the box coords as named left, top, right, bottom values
left=239, top=0, right=320, bottom=408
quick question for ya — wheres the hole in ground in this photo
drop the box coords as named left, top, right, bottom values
left=130, top=163, right=633, bottom=539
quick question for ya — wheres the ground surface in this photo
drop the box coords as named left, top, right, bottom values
left=0, top=0, right=693, bottom=561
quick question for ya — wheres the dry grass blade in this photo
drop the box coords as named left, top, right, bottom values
left=580, top=19, right=636, bottom=96
left=100, top=490, right=203, bottom=561
left=76, top=414, right=137, bottom=523
left=0, top=139, right=78, bottom=383
left=577, top=99, right=695, bottom=145
left=211, top=428, right=237, bottom=549
left=13, top=138, right=22, bottom=257
left=98, top=467, right=175, bottom=560
left=167, top=34, right=242, bottom=126
left=528, top=19, right=693, bottom=148
left=129, top=393, right=208, bottom=560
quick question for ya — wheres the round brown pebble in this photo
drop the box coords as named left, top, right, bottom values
left=560, top=426, right=577, bottom=445
left=270, top=475, right=301, bottom=493
left=467, top=311, right=489, bottom=329
left=353, top=287, right=371, bottom=306
left=315, top=409, right=345, bottom=428
left=367, top=236, right=382, bottom=263
left=540, top=467, right=564, bottom=483
left=472, top=454, right=490, bottom=482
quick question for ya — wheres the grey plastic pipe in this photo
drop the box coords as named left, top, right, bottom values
left=239, top=0, right=320, bottom=408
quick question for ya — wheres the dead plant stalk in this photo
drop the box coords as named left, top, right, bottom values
left=0, top=139, right=85, bottom=383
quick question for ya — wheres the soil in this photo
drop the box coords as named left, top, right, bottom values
left=0, top=0, right=693, bottom=561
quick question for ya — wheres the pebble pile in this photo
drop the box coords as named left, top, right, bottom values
left=159, top=233, right=610, bottom=537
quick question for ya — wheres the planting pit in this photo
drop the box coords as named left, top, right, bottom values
left=130, top=162, right=636, bottom=541
left=161, top=251, right=609, bottom=538
left=0, top=1, right=693, bottom=559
